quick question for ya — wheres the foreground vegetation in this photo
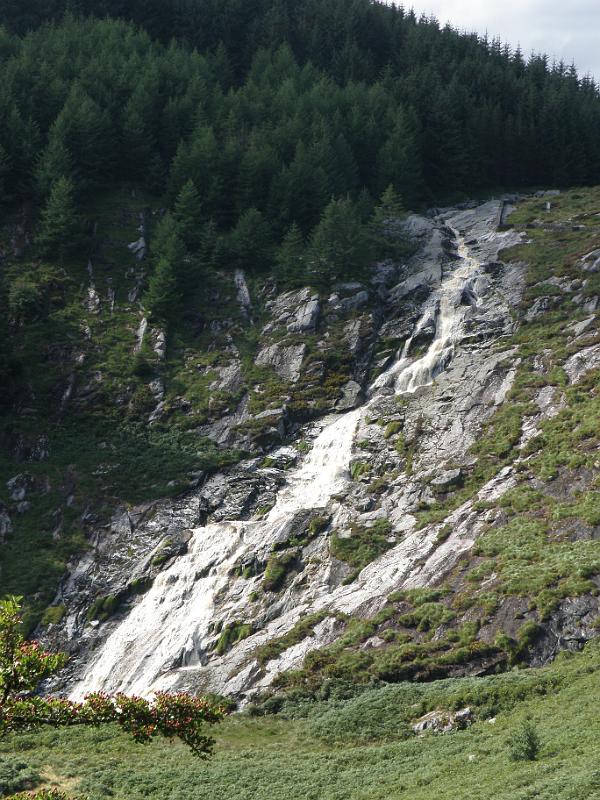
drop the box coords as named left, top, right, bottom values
left=2, top=640, right=600, bottom=798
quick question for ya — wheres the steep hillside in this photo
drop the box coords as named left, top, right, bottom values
left=7, top=187, right=590, bottom=705
left=1, top=0, right=600, bottom=711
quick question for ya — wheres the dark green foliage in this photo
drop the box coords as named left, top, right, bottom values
left=308, top=197, right=371, bottom=284
left=226, top=208, right=273, bottom=273
left=173, top=180, right=204, bottom=251
left=275, top=223, right=306, bottom=287
left=145, top=257, right=180, bottom=322
left=34, top=177, right=82, bottom=259
left=0, top=10, right=598, bottom=325
left=370, top=186, right=412, bottom=262
left=509, top=719, right=541, bottom=761
left=0, top=755, right=39, bottom=795
left=0, top=270, right=13, bottom=398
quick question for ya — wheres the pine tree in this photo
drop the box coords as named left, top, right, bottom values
left=227, top=208, right=273, bottom=272
left=52, top=85, right=113, bottom=190
left=145, top=256, right=180, bottom=322
left=376, top=109, right=424, bottom=203
left=308, top=196, right=371, bottom=283
left=35, top=127, right=74, bottom=199
left=369, top=184, right=410, bottom=261
left=276, top=223, right=306, bottom=287
left=173, top=180, right=204, bottom=251
left=35, top=176, right=82, bottom=259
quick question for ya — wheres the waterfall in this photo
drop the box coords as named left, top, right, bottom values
left=71, top=208, right=492, bottom=699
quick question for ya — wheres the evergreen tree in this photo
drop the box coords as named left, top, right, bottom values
left=308, top=196, right=371, bottom=283
left=35, top=176, right=82, bottom=259
left=369, top=185, right=411, bottom=261
left=51, top=85, right=113, bottom=189
left=276, top=223, right=306, bottom=286
left=35, top=128, right=74, bottom=199
left=173, top=180, right=204, bottom=251
left=145, top=256, right=180, bottom=322
left=376, top=109, right=424, bottom=203
left=227, top=208, right=273, bottom=272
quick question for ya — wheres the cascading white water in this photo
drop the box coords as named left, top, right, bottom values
left=71, top=408, right=361, bottom=698
left=71, top=212, right=489, bottom=699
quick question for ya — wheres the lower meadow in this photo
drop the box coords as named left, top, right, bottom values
left=2, top=641, right=600, bottom=799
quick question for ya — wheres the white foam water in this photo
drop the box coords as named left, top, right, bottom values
left=71, top=209, right=492, bottom=698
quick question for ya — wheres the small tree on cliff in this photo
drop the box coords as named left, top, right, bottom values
left=35, top=177, right=82, bottom=259
left=0, top=597, right=224, bottom=799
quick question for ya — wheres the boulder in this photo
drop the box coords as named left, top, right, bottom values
left=287, top=297, right=320, bottom=333
left=255, top=343, right=306, bottom=383
left=431, top=468, right=463, bottom=489
left=567, top=316, right=596, bottom=337
left=336, top=380, right=362, bottom=410
left=7, top=473, right=34, bottom=502
left=328, top=290, right=369, bottom=315
left=266, top=288, right=320, bottom=333
left=412, top=707, right=473, bottom=735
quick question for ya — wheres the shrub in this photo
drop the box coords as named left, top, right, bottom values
left=0, top=756, right=40, bottom=796
left=509, top=720, right=541, bottom=761
left=214, top=621, right=254, bottom=656
left=384, top=421, right=402, bottom=439
left=263, top=551, right=298, bottom=592
left=330, top=520, right=393, bottom=575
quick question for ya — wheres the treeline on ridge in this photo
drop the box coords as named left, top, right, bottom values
left=1, top=1, right=600, bottom=312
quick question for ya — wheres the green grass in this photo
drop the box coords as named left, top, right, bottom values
left=330, top=519, right=394, bottom=581
left=3, top=641, right=600, bottom=799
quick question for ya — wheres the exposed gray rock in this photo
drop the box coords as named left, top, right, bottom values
left=328, top=290, right=369, bottom=315
left=134, top=318, right=148, bottom=353
left=210, top=362, right=243, bottom=394
left=0, top=503, right=13, bottom=541
left=151, top=329, right=167, bottom=361
left=234, top=270, right=252, bottom=317
left=431, top=468, right=463, bottom=489
left=525, top=296, right=559, bottom=322
left=128, top=236, right=146, bottom=261
left=265, top=288, right=320, bottom=334
left=85, top=285, right=101, bottom=313
left=567, top=316, right=596, bottom=337
left=7, top=473, right=33, bottom=502
left=43, top=199, right=547, bottom=702
left=564, top=344, right=600, bottom=383
left=387, top=272, right=434, bottom=305
left=255, top=343, right=306, bottom=383
left=287, top=296, right=320, bottom=333
left=412, top=707, right=473, bottom=735
left=336, top=380, right=362, bottom=410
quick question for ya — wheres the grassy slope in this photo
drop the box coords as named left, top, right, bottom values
left=2, top=641, right=600, bottom=798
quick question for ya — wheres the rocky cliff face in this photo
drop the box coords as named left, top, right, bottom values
left=38, top=193, right=600, bottom=702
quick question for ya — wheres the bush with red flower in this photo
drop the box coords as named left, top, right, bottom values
left=0, top=596, right=225, bottom=799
